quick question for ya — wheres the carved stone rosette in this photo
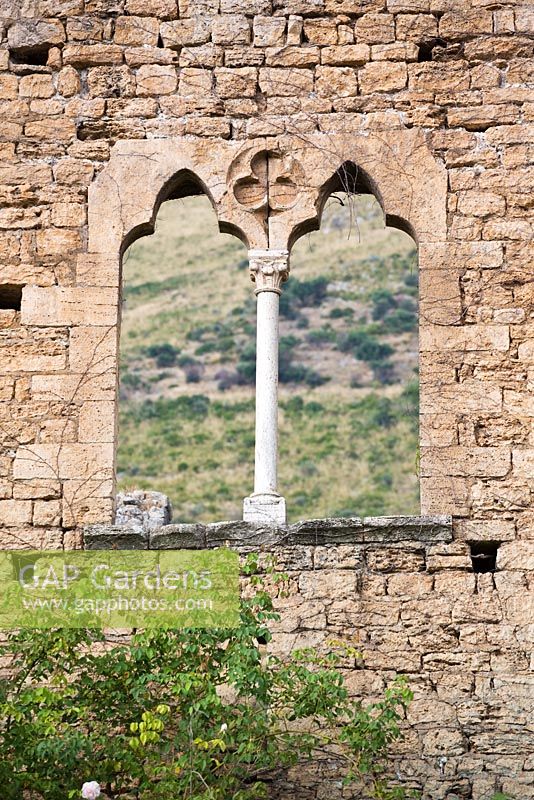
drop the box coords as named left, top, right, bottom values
left=248, top=249, right=290, bottom=295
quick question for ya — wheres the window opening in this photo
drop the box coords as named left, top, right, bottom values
left=470, top=542, right=499, bottom=574
left=0, top=284, right=23, bottom=310
left=282, top=191, right=419, bottom=519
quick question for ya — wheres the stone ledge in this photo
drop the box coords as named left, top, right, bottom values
left=83, top=515, right=453, bottom=550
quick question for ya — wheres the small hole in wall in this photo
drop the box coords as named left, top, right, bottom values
left=469, top=542, right=499, bottom=574
left=417, top=38, right=447, bottom=62
left=9, top=46, right=50, bottom=66
left=0, top=284, right=23, bottom=310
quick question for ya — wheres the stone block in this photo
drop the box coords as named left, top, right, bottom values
left=265, top=45, right=319, bottom=67
left=78, top=401, right=116, bottom=443
left=51, top=203, right=86, bottom=227
left=259, top=67, right=313, bottom=95
left=136, top=64, right=177, bottom=95
left=253, top=15, right=286, bottom=47
left=303, top=18, right=337, bottom=45
left=0, top=499, right=33, bottom=526
left=419, top=324, right=509, bottom=353
left=215, top=67, right=257, bottom=98
left=84, top=525, right=148, bottom=550
left=63, top=44, right=123, bottom=67
left=354, top=13, right=394, bottom=44
left=13, top=443, right=114, bottom=480
left=87, top=66, right=136, bottom=98
left=66, top=16, right=104, bottom=41
left=33, top=499, right=62, bottom=526
left=21, top=286, right=118, bottom=326
left=455, top=519, right=516, bottom=543
left=178, top=67, right=213, bottom=95
left=114, top=16, right=159, bottom=46
left=125, top=0, right=177, bottom=16
left=8, top=19, right=65, bottom=52
left=160, top=18, right=211, bottom=47
left=212, top=15, right=250, bottom=45
left=420, top=446, right=511, bottom=478
left=359, top=61, right=407, bottom=93
left=316, top=65, right=358, bottom=98
left=24, top=118, right=77, bottom=142
left=150, top=523, right=206, bottom=549
left=320, top=44, right=369, bottom=65
left=496, top=542, right=534, bottom=571
left=31, top=372, right=116, bottom=402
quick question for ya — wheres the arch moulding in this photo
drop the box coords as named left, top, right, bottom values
left=76, top=131, right=447, bottom=527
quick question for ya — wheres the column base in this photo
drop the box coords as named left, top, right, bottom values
left=243, top=493, right=287, bottom=526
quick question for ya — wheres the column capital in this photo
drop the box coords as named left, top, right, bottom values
left=249, top=249, right=290, bottom=295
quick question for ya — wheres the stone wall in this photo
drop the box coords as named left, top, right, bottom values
left=85, top=516, right=534, bottom=799
left=0, top=0, right=533, bottom=538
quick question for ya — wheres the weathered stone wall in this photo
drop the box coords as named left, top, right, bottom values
left=85, top=516, right=534, bottom=799
left=0, top=0, right=533, bottom=538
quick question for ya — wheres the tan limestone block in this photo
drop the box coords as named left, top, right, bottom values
left=126, top=0, right=178, bottom=17
left=64, top=98, right=106, bottom=119
left=66, top=16, right=105, bottom=42
left=371, top=42, right=419, bottom=61
left=316, top=65, right=358, bottom=97
left=354, top=13, right=394, bottom=43
left=253, top=16, right=286, bottom=47
left=0, top=499, right=33, bottom=526
left=420, top=414, right=458, bottom=447
left=21, top=286, right=118, bottom=327
left=395, top=12, right=437, bottom=41
left=223, top=46, right=265, bottom=67
left=215, top=67, right=257, bottom=98
left=259, top=67, right=313, bottom=95
left=54, top=158, right=94, bottom=185
left=439, top=9, right=493, bottom=39
left=114, top=16, right=159, bottom=46
left=421, top=381, right=502, bottom=415
left=33, top=499, right=62, bottom=526
left=0, top=74, right=18, bottom=100
left=212, top=15, right=250, bottom=45
left=420, top=446, right=511, bottom=478
left=512, top=450, right=534, bottom=478
left=13, top=480, right=61, bottom=500
left=8, top=19, right=65, bottom=51
left=419, top=269, right=462, bottom=325
left=178, top=67, right=213, bottom=95
left=63, top=496, right=114, bottom=527
left=456, top=519, right=516, bottom=542
left=136, top=64, right=177, bottom=95
left=39, top=418, right=77, bottom=444
left=24, top=118, right=77, bottom=142
left=286, top=14, right=303, bottom=45
left=13, top=443, right=114, bottom=481
left=264, top=45, right=319, bottom=68
left=220, top=0, right=269, bottom=11
left=87, top=66, right=136, bottom=98
left=184, top=117, right=230, bottom=138
left=465, top=36, right=533, bottom=62
left=303, top=18, right=338, bottom=45
left=70, top=326, right=118, bottom=374
left=359, top=61, right=407, bottom=93
left=51, top=203, right=86, bottom=227
left=160, top=18, right=211, bottom=48
left=420, top=324, right=509, bottom=353
left=63, top=44, right=123, bottom=67
left=179, top=43, right=224, bottom=68
left=388, top=573, right=434, bottom=596
left=320, top=44, right=369, bottom=65
left=483, top=218, right=533, bottom=241
left=419, top=241, right=503, bottom=270
left=0, top=527, right=63, bottom=550
left=409, top=61, right=469, bottom=92
left=448, top=105, right=520, bottom=131
left=124, top=46, right=178, bottom=67
left=78, top=401, right=116, bottom=443
left=35, top=228, right=81, bottom=255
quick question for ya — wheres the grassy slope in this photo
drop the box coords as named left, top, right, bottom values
left=118, top=195, right=420, bottom=523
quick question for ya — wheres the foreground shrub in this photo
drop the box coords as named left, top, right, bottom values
left=0, top=561, right=415, bottom=800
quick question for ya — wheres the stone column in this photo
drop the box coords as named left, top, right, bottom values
left=243, top=249, right=289, bottom=526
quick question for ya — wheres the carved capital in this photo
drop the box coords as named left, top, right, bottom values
left=248, top=249, right=290, bottom=295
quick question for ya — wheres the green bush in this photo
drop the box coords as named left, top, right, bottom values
left=339, top=328, right=394, bottom=363
left=0, top=560, right=415, bottom=800
left=146, top=343, right=179, bottom=368
left=279, top=276, right=329, bottom=319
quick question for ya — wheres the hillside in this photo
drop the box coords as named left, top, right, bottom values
left=117, top=194, right=420, bottom=523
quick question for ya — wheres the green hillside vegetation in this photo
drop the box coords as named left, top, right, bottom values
left=118, top=194, right=420, bottom=522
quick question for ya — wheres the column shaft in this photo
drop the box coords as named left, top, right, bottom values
left=254, top=290, right=279, bottom=495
